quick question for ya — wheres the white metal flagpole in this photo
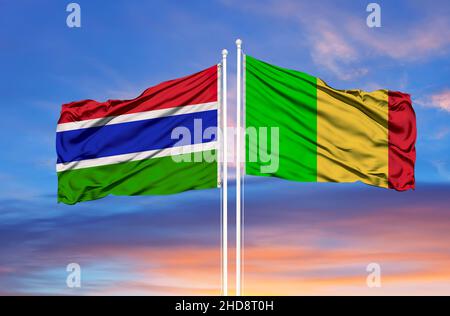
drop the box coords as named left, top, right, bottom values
left=235, top=38, right=243, bottom=296
left=221, top=48, right=228, bottom=296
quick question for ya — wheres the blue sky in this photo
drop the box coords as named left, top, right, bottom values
left=0, top=0, right=450, bottom=295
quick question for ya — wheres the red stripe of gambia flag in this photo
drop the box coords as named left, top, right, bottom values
left=58, top=65, right=218, bottom=124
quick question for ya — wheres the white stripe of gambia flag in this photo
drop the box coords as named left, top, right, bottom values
left=56, top=101, right=218, bottom=132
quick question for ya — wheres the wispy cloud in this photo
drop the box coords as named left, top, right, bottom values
left=310, top=21, right=368, bottom=80
left=416, top=89, right=450, bottom=112
left=432, top=127, right=450, bottom=140
left=432, top=161, right=450, bottom=181
left=222, top=0, right=369, bottom=80
left=223, top=0, right=450, bottom=80
left=1, top=182, right=450, bottom=295
left=431, top=90, right=450, bottom=112
left=345, top=17, right=450, bottom=61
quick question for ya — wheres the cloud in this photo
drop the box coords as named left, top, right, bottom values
left=345, top=17, right=450, bottom=61
left=416, top=89, right=450, bottom=112
left=1, top=182, right=450, bottom=294
left=309, top=21, right=368, bottom=80
left=431, top=90, right=450, bottom=111
left=433, top=127, right=450, bottom=140
left=226, top=0, right=369, bottom=80
left=222, top=0, right=450, bottom=80
left=432, top=161, right=450, bottom=181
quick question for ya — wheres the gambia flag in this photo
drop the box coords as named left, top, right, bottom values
left=245, top=56, right=416, bottom=191
left=56, top=66, right=220, bottom=204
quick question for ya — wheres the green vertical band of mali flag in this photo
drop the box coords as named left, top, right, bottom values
left=245, top=55, right=318, bottom=181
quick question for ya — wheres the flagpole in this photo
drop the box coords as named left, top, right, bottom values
left=235, top=38, right=243, bottom=296
left=221, top=48, right=228, bottom=296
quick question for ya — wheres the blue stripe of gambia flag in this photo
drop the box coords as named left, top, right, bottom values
left=56, top=110, right=217, bottom=163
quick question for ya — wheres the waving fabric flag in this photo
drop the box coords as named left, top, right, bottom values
left=57, top=66, right=219, bottom=204
left=245, top=56, right=416, bottom=191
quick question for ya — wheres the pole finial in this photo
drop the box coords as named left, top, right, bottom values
left=236, top=39, right=242, bottom=48
left=222, top=49, right=228, bottom=57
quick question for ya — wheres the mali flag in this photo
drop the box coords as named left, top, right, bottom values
left=56, top=66, right=219, bottom=204
left=245, top=56, right=416, bottom=191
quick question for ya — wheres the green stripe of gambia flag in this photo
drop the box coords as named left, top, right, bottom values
left=245, top=55, right=318, bottom=181
left=58, top=151, right=218, bottom=205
